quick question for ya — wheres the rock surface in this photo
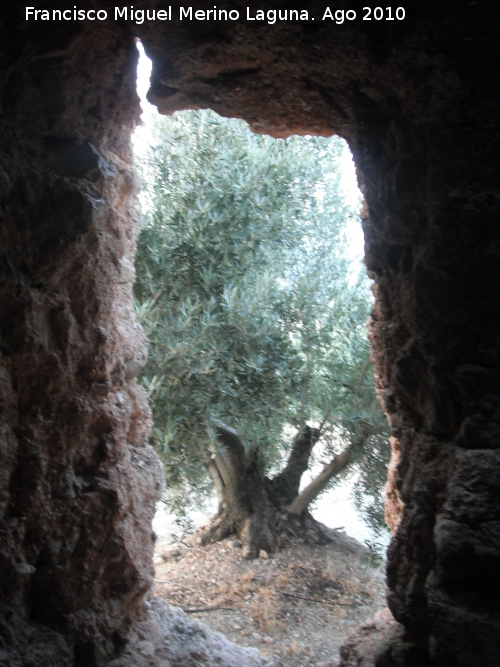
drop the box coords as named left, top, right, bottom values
left=0, top=18, right=164, bottom=665
left=108, top=598, right=268, bottom=667
left=334, top=609, right=403, bottom=667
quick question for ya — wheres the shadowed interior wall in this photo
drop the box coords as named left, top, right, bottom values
left=0, top=1, right=498, bottom=665
left=0, top=15, right=163, bottom=665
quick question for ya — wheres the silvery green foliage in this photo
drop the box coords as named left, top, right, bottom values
left=134, top=110, right=389, bottom=528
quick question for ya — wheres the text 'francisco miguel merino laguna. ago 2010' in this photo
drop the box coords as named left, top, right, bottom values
left=25, top=6, right=406, bottom=25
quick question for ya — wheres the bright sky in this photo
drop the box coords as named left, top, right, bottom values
left=132, top=42, right=156, bottom=158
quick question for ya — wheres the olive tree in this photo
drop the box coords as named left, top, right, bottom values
left=135, top=110, right=389, bottom=557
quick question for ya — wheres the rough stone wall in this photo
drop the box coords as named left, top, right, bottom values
left=0, top=14, right=163, bottom=666
left=0, top=1, right=499, bottom=666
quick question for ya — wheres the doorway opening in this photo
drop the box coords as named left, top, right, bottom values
left=132, top=42, right=390, bottom=665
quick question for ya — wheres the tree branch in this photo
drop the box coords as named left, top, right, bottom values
left=213, top=421, right=246, bottom=456
left=286, top=447, right=353, bottom=516
left=316, top=410, right=332, bottom=441
left=275, top=589, right=355, bottom=607
left=206, top=457, right=226, bottom=512
left=214, top=450, right=230, bottom=486
left=354, top=356, right=371, bottom=397
left=183, top=606, right=236, bottom=613
left=271, top=425, right=319, bottom=504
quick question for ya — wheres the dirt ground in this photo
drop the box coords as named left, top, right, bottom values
left=153, top=528, right=386, bottom=667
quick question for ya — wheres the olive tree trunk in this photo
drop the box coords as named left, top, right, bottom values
left=198, top=423, right=276, bottom=559
left=197, top=422, right=356, bottom=558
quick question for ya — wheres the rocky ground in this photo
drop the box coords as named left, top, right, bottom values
left=152, top=527, right=386, bottom=667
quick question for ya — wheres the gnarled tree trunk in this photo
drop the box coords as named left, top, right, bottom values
left=198, top=423, right=277, bottom=559
left=197, top=422, right=355, bottom=558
